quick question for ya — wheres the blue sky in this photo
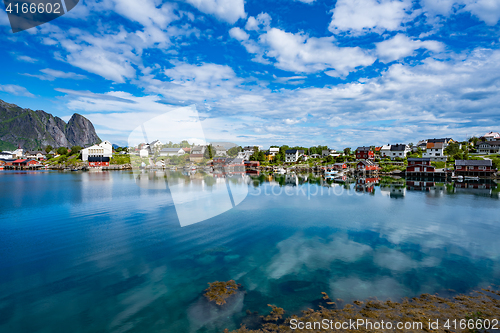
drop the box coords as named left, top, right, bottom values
left=1, top=0, right=500, bottom=149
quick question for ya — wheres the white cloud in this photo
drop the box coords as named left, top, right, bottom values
left=164, top=62, right=236, bottom=84
left=245, top=12, right=272, bottom=31
left=229, top=27, right=249, bottom=41
left=0, top=84, right=35, bottom=97
left=259, top=28, right=376, bottom=75
left=55, top=46, right=500, bottom=148
left=17, top=55, right=39, bottom=63
left=23, top=68, right=88, bottom=81
left=420, top=0, right=457, bottom=17
left=421, top=0, right=500, bottom=25
left=113, top=0, right=177, bottom=29
left=464, top=0, right=500, bottom=25
left=376, top=34, right=444, bottom=62
left=295, top=0, right=316, bottom=3
left=185, top=0, right=246, bottom=24
left=329, top=0, right=413, bottom=35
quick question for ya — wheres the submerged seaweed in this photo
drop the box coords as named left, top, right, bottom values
left=224, top=288, right=500, bottom=332
left=204, top=280, right=241, bottom=306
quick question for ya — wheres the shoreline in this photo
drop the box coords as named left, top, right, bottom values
left=224, top=288, right=500, bottom=332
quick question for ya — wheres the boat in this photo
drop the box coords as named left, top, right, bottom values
left=169, top=166, right=177, bottom=171
left=464, top=176, right=479, bottom=181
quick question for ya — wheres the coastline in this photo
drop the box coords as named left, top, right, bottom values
left=224, top=288, right=500, bottom=332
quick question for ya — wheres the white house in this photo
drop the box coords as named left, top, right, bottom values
left=139, top=149, right=149, bottom=158
left=149, top=139, right=163, bottom=148
left=381, top=144, right=410, bottom=160
left=0, top=151, right=13, bottom=159
left=268, top=147, right=279, bottom=156
left=243, top=146, right=258, bottom=154
left=380, top=145, right=391, bottom=158
left=81, top=141, right=113, bottom=161
left=477, top=141, right=500, bottom=155
left=213, top=145, right=227, bottom=156
left=26, top=151, right=46, bottom=160
left=322, top=149, right=338, bottom=157
left=159, top=148, right=186, bottom=156
left=413, top=140, right=427, bottom=152
left=482, top=132, right=500, bottom=141
left=285, top=149, right=304, bottom=163
left=422, top=138, right=451, bottom=162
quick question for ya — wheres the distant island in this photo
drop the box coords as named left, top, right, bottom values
left=0, top=99, right=101, bottom=151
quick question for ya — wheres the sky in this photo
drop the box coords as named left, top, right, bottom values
left=1, top=0, right=500, bottom=149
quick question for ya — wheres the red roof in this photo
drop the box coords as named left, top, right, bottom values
left=13, top=159, right=27, bottom=163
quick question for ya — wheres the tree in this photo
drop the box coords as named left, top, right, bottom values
left=343, top=148, right=351, bottom=155
left=57, top=147, right=68, bottom=156
left=469, top=136, right=480, bottom=146
left=204, top=145, right=214, bottom=159
left=227, top=146, right=242, bottom=157
left=70, top=146, right=82, bottom=156
left=45, top=145, right=53, bottom=154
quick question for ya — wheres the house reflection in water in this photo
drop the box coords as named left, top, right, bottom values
left=454, top=181, right=494, bottom=197
left=285, top=174, right=299, bottom=186
left=380, top=180, right=406, bottom=198
left=355, top=177, right=380, bottom=193
left=406, top=180, right=435, bottom=191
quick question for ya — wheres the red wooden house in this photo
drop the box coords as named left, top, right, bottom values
left=332, top=162, right=347, bottom=170
left=12, top=159, right=39, bottom=167
left=356, top=160, right=379, bottom=171
left=455, top=160, right=495, bottom=177
left=356, top=146, right=374, bottom=160
left=406, top=158, right=435, bottom=173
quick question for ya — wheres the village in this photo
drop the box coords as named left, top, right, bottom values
left=0, top=132, right=499, bottom=189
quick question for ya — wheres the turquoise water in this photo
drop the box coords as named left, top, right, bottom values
left=0, top=171, right=499, bottom=333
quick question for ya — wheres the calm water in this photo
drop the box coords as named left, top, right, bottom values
left=0, top=170, right=499, bottom=333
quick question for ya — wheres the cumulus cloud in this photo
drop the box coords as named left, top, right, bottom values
left=185, top=0, right=246, bottom=24
left=245, top=12, right=272, bottom=31
left=113, top=0, right=178, bottom=28
left=329, top=0, right=413, bottom=35
left=258, top=28, right=375, bottom=75
left=421, top=0, right=500, bottom=25
left=464, top=0, right=500, bottom=25
left=376, top=34, right=444, bottom=62
left=0, top=84, right=35, bottom=97
left=164, top=62, right=236, bottom=84
left=229, top=27, right=249, bottom=41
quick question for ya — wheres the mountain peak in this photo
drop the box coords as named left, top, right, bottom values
left=0, top=99, right=101, bottom=150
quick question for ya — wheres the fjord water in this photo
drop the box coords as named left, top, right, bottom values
left=0, top=171, right=499, bottom=333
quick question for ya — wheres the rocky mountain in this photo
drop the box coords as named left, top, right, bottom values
left=0, top=99, right=101, bottom=151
